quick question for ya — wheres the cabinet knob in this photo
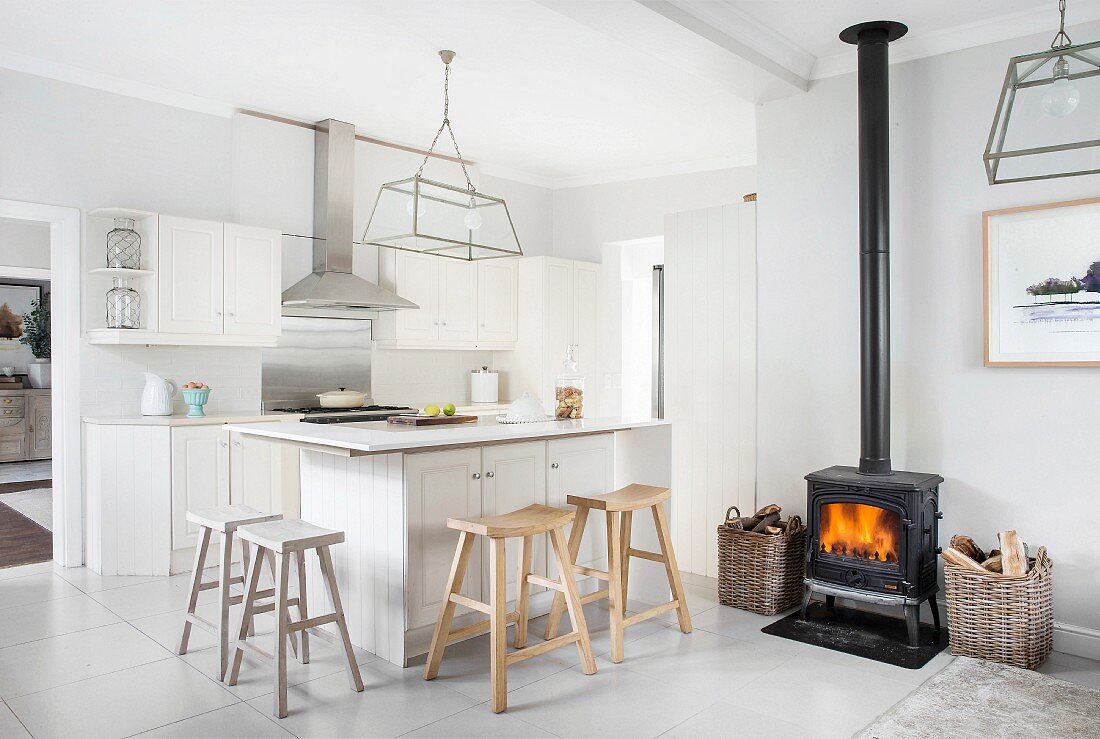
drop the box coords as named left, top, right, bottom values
left=550, top=462, right=559, bottom=469
left=228, top=312, right=236, bottom=317
left=216, top=311, right=223, bottom=317
left=219, top=441, right=228, bottom=448
left=486, top=471, right=495, bottom=478
left=472, top=472, right=481, bottom=480
left=234, top=441, right=241, bottom=447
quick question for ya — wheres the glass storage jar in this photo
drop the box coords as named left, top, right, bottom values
left=554, top=344, right=585, bottom=419
left=106, top=217, right=141, bottom=269
left=106, top=278, right=141, bottom=329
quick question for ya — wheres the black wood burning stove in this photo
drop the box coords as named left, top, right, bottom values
left=800, top=21, right=944, bottom=648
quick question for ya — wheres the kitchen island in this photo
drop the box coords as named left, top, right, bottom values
left=224, top=415, right=672, bottom=667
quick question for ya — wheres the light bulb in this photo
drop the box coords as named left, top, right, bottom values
left=463, top=208, right=483, bottom=230
left=1042, top=77, right=1080, bottom=116
left=405, top=197, right=427, bottom=218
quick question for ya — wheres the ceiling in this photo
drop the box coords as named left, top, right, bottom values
left=0, top=1, right=1096, bottom=186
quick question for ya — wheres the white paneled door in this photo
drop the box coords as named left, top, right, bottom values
left=223, top=223, right=281, bottom=337
left=664, top=203, right=757, bottom=578
left=481, top=440, right=547, bottom=600
left=395, top=251, right=439, bottom=341
left=438, top=258, right=478, bottom=342
left=158, top=215, right=224, bottom=334
left=170, top=426, right=230, bottom=551
left=477, top=259, right=518, bottom=342
left=547, top=434, right=614, bottom=573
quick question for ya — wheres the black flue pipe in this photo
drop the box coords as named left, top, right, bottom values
left=840, top=21, right=907, bottom=476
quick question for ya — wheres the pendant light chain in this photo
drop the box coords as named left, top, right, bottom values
left=415, top=57, right=476, bottom=193
left=1051, top=0, right=1072, bottom=49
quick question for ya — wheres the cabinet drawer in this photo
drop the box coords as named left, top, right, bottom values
left=0, top=396, right=25, bottom=410
left=0, top=434, right=27, bottom=461
left=0, top=417, right=27, bottom=434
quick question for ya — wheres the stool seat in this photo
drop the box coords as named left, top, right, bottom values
left=186, top=504, right=282, bottom=533
left=448, top=503, right=575, bottom=538
left=566, top=483, right=670, bottom=512
left=237, top=519, right=344, bottom=553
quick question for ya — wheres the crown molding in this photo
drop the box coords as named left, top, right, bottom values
left=810, top=7, right=1100, bottom=80
left=0, top=49, right=236, bottom=117
left=476, top=162, right=556, bottom=190
left=550, top=154, right=754, bottom=191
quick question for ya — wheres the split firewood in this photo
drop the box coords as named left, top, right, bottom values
left=949, top=535, right=985, bottom=563
left=753, top=504, right=781, bottom=517
left=724, top=517, right=744, bottom=530
left=764, top=525, right=784, bottom=535
left=981, top=555, right=1003, bottom=574
left=941, top=547, right=991, bottom=573
left=998, top=530, right=1028, bottom=576
left=751, top=512, right=782, bottom=533
left=988, top=548, right=1001, bottom=558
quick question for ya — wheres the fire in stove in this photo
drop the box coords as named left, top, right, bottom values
left=818, top=502, right=900, bottom=564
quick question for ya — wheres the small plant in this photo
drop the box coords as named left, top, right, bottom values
left=1026, top=277, right=1082, bottom=298
left=19, top=297, right=49, bottom=359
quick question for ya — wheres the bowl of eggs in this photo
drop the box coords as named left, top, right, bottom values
left=180, top=381, right=211, bottom=417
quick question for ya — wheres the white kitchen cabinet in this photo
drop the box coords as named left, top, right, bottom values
left=391, top=250, right=439, bottom=342
left=170, top=425, right=230, bottom=551
left=438, top=258, right=478, bottom=342
left=223, top=223, right=282, bottom=337
left=481, top=441, right=547, bottom=600
left=547, top=434, right=614, bottom=572
left=158, top=216, right=225, bottom=334
left=406, top=448, right=484, bottom=630
left=477, top=259, right=518, bottom=342
left=229, top=431, right=283, bottom=515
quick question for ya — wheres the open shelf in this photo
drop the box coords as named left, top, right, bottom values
left=88, top=268, right=155, bottom=278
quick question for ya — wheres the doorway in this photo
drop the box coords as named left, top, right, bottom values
left=0, top=200, right=81, bottom=569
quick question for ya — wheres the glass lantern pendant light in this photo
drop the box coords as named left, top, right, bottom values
left=363, top=50, right=522, bottom=261
left=984, top=0, right=1100, bottom=184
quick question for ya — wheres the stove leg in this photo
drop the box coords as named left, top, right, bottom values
left=799, top=588, right=812, bottom=620
left=929, top=594, right=941, bottom=635
left=904, top=604, right=920, bottom=648
left=824, top=594, right=836, bottom=610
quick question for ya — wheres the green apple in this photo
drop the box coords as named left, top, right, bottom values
left=443, top=403, right=456, bottom=416
left=424, top=404, right=441, bottom=417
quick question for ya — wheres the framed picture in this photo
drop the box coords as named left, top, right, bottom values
left=985, top=197, right=1100, bottom=366
left=0, top=284, right=42, bottom=343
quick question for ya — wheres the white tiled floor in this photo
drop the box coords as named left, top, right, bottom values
left=0, top=563, right=1096, bottom=738
left=0, top=460, right=51, bottom=484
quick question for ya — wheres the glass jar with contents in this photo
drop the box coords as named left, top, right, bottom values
left=554, top=344, right=585, bottom=419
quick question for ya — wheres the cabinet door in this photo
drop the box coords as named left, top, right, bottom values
left=438, top=258, right=478, bottom=342
left=228, top=431, right=282, bottom=515
left=573, top=262, right=600, bottom=413
left=26, top=395, right=51, bottom=459
left=171, top=426, right=230, bottom=550
left=158, top=215, right=225, bottom=334
left=477, top=259, right=518, bottom=342
left=406, top=448, right=483, bottom=630
left=542, top=259, right=575, bottom=410
left=481, top=441, right=547, bottom=601
left=223, top=224, right=281, bottom=337
left=548, top=434, right=614, bottom=571
left=395, top=251, right=439, bottom=341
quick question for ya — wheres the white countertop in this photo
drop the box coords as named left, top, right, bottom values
left=224, top=416, right=670, bottom=455
left=82, top=411, right=302, bottom=426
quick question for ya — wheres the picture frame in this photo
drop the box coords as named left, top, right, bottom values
left=0, top=283, right=42, bottom=343
left=984, top=196, right=1100, bottom=366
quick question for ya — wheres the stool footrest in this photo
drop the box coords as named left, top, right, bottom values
left=525, top=574, right=565, bottom=592
left=184, top=612, right=218, bottom=634
left=250, top=596, right=300, bottom=616
left=627, top=547, right=665, bottom=563
left=445, top=612, right=519, bottom=645
left=449, top=593, right=492, bottom=614
left=288, top=613, right=338, bottom=633
left=573, top=565, right=610, bottom=581
left=622, top=600, right=679, bottom=628
left=505, top=632, right=579, bottom=666
left=235, top=638, right=274, bottom=665
left=579, top=588, right=610, bottom=605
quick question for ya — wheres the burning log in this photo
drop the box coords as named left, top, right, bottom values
left=998, top=530, right=1028, bottom=576
left=949, top=535, right=985, bottom=563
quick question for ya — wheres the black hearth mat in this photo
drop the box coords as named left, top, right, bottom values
left=761, top=601, right=949, bottom=669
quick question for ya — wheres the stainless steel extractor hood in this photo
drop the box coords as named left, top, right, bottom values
left=282, top=119, right=417, bottom=316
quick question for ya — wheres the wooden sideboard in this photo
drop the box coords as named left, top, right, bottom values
left=0, top=389, right=51, bottom=462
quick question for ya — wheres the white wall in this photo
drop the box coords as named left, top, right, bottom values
left=0, top=217, right=50, bottom=269
left=756, top=22, right=1100, bottom=641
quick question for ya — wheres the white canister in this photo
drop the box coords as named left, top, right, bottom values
left=470, top=366, right=499, bottom=404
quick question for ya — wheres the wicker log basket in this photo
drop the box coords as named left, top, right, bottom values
left=944, top=547, right=1053, bottom=669
left=717, top=506, right=806, bottom=615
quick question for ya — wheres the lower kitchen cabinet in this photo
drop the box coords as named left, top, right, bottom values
left=170, top=426, right=230, bottom=551
left=548, top=434, right=614, bottom=571
left=228, top=430, right=284, bottom=516
left=481, top=440, right=548, bottom=601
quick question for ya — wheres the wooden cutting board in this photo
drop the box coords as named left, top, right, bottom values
left=387, top=414, right=479, bottom=426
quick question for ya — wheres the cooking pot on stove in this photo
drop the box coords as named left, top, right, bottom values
left=317, top=388, right=368, bottom=408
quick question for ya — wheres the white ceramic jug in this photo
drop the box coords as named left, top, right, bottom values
left=140, top=372, right=177, bottom=416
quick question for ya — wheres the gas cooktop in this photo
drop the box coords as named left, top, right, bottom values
left=268, top=404, right=419, bottom=424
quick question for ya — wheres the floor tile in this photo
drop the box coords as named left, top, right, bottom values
left=0, top=700, right=30, bottom=739
left=0, top=593, right=122, bottom=649
left=690, top=603, right=800, bottom=642
left=526, top=600, right=671, bottom=662
left=0, top=460, right=51, bottom=484
left=400, top=702, right=557, bottom=738
left=660, top=701, right=809, bottom=739
left=247, top=659, right=479, bottom=737
left=649, top=581, right=720, bottom=626
left=0, top=561, right=53, bottom=581
left=53, top=564, right=163, bottom=594
left=136, top=701, right=295, bottom=738
left=0, top=572, right=81, bottom=609
left=88, top=572, right=214, bottom=620
left=0, top=621, right=171, bottom=698
left=503, top=656, right=713, bottom=738
left=6, top=657, right=238, bottom=739
left=1038, top=650, right=1100, bottom=690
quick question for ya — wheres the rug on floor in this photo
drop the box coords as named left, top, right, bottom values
left=0, top=487, right=51, bottom=531
left=856, top=655, right=1100, bottom=738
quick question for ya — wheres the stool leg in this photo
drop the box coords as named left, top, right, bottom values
left=549, top=528, right=597, bottom=676
left=317, top=545, right=365, bottom=693
left=178, top=526, right=212, bottom=656
left=295, top=550, right=310, bottom=664
left=652, top=503, right=692, bottom=633
left=273, top=551, right=291, bottom=719
left=605, top=511, right=625, bottom=663
left=514, top=535, right=533, bottom=649
left=267, top=549, right=298, bottom=660
left=241, top=540, right=256, bottom=637
left=228, top=546, right=265, bottom=686
left=424, top=531, right=476, bottom=680
left=620, top=511, right=633, bottom=608
left=489, top=538, right=508, bottom=713
left=544, top=505, right=589, bottom=641
left=217, top=529, right=234, bottom=681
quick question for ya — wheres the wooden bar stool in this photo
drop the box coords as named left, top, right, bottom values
left=424, top=503, right=597, bottom=714
left=545, top=484, right=692, bottom=663
left=178, top=504, right=283, bottom=681
left=229, top=519, right=364, bottom=719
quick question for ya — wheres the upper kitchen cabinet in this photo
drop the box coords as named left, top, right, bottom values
left=85, top=209, right=282, bottom=347
left=375, top=249, right=518, bottom=349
